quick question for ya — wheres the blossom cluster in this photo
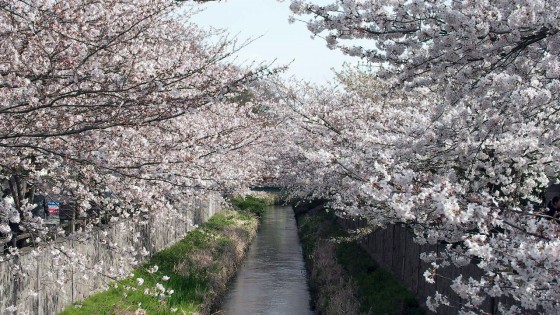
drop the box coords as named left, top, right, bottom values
left=277, top=1, right=560, bottom=312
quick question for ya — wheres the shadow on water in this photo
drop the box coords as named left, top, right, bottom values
left=219, top=205, right=314, bottom=315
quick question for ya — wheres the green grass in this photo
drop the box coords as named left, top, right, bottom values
left=336, top=242, right=423, bottom=315
left=61, top=210, right=258, bottom=315
left=298, top=210, right=424, bottom=315
left=231, top=195, right=268, bottom=217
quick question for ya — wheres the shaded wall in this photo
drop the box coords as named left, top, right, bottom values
left=338, top=219, right=524, bottom=315
left=0, top=193, right=222, bottom=315
left=546, top=184, right=560, bottom=204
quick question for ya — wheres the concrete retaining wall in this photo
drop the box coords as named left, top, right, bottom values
left=0, top=192, right=222, bottom=315
left=338, top=219, right=524, bottom=315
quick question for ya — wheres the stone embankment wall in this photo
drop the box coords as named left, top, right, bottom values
left=0, top=193, right=222, bottom=315
left=339, top=219, right=521, bottom=315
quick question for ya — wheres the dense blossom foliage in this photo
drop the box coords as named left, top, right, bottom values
left=278, top=1, right=560, bottom=313
left=0, top=0, right=273, bottom=258
left=3, top=0, right=560, bottom=313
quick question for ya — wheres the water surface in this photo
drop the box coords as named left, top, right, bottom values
left=220, top=205, right=314, bottom=315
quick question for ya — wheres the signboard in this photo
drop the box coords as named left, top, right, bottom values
left=47, top=201, right=60, bottom=216
left=45, top=201, right=60, bottom=226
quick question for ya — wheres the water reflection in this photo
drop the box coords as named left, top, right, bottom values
left=220, top=205, right=314, bottom=315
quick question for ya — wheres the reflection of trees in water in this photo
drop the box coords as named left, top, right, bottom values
left=221, top=206, right=312, bottom=315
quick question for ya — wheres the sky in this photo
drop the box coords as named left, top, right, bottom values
left=190, top=0, right=359, bottom=85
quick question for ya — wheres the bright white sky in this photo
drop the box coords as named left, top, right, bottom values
left=190, top=0, right=359, bottom=85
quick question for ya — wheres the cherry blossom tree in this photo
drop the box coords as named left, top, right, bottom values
left=0, top=0, right=274, bottom=248
left=277, top=1, right=560, bottom=313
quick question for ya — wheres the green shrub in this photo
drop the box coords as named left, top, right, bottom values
left=231, top=195, right=267, bottom=217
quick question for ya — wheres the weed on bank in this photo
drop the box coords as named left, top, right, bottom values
left=230, top=195, right=268, bottom=217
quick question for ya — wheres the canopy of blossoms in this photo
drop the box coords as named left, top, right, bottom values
left=0, top=0, right=275, bottom=248
left=265, top=1, right=560, bottom=313
left=3, top=0, right=560, bottom=314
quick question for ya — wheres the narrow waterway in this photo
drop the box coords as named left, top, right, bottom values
left=219, top=205, right=314, bottom=315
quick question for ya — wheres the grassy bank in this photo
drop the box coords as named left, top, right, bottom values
left=61, top=207, right=260, bottom=315
left=231, top=195, right=269, bottom=217
left=298, top=209, right=424, bottom=315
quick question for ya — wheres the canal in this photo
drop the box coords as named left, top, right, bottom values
left=219, top=205, right=314, bottom=314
